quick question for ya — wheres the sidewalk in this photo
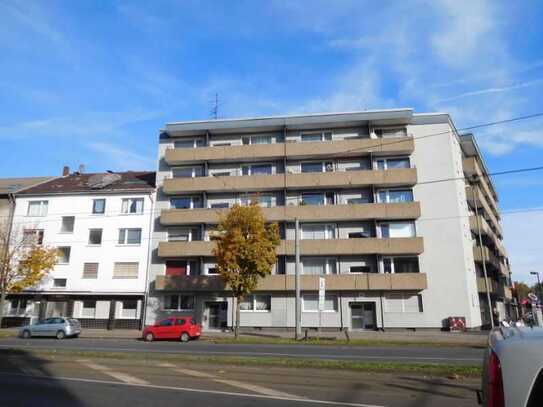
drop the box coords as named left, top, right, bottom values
left=1, top=327, right=488, bottom=346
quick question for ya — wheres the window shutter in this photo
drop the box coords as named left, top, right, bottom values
left=166, top=261, right=187, bottom=276
left=83, top=263, right=99, bottom=279
left=113, top=262, right=139, bottom=279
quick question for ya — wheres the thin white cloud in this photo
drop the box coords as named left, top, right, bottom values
left=435, top=78, right=543, bottom=103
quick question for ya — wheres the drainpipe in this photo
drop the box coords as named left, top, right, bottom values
left=141, top=191, right=155, bottom=329
left=472, top=183, right=494, bottom=329
left=380, top=292, right=385, bottom=331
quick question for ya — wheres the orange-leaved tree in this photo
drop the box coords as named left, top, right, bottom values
left=212, top=203, right=280, bottom=338
left=0, top=222, right=58, bottom=327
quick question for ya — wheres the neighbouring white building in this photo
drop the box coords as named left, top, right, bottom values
left=147, top=109, right=514, bottom=331
left=2, top=170, right=155, bottom=329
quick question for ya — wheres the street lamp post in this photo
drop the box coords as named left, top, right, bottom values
left=530, top=271, right=543, bottom=306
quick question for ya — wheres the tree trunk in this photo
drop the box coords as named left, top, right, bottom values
left=0, top=286, right=6, bottom=329
left=235, top=296, right=241, bottom=340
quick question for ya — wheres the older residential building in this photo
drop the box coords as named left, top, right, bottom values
left=2, top=170, right=155, bottom=329
left=148, top=109, right=512, bottom=331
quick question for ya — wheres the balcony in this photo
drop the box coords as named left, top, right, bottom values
left=160, top=202, right=422, bottom=225
left=463, top=157, right=499, bottom=213
left=164, top=137, right=415, bottom=165
left=157, top=237, right=424, bottom=258
left=477, top=277, right=498, bottom=294
left=163, top=168, right=417, bottom=194
left=466, top=186, right=502, bottom=237
left=469, top=216, right=507, bottom=258
left=154, top=273, right=428, bottom=292
left=473, top=245, right=501, bottom=270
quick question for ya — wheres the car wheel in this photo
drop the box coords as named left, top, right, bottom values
left=145, top=333, right=154, bottom=342
left=56, top=330, right=66, bottom=340
left=21, top=330, right=31, bottom=339
left=180, top=332, right=190, bottom=342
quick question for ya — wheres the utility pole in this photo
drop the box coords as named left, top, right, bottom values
left=530, top=271, right=543, bottom=307
left=295, top=218, right=301, bottom=340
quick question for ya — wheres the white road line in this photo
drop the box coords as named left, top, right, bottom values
left=77, top=360, right=149, bottom=385
left=0, top=344, right=481, bottom=363
left=0, top=371, right=386, bottom=407
left=158, top=362, right=301, bottom=398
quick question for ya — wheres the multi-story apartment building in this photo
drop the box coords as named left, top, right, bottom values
left=2, top=170, right=155, bottom=329
left=148, top=109, right=512, bottom=331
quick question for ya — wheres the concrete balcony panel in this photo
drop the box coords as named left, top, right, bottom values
left=164, top=137, right=415, bottom=165
left=477, top=277, right=498, bottom=294
left=163, top=168, right=417, bottom=194
left=473, top=245, right=501, bottom=270
left=154, top=273, right=427, bottom=292
left=161, top=202, right=421, bottom=225
left=463, top=157, right=499, bottom=214
left=158, top=237, right=424, bottom=258
left=469, top=216, right=507, bottom=258
left=466, top=186, right=503, bottom=238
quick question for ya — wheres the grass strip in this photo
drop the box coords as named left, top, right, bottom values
left=0, top=347, right=482, bottom=378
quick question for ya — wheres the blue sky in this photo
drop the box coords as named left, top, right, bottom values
left=1, top=0, right=543, bottom=283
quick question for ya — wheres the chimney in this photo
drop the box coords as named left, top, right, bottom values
left=78, top=164, right=85, bottom=174
left=62, top=166, right=70, bottom=176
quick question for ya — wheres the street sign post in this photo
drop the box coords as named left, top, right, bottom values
left=318, top=277, right=325, bottom=332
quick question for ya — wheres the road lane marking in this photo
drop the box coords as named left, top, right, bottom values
left=157, top=362, right=299, bottom=398
left=0, top=344, right=482, bottom=363
left=0, top=371, right=386, bottom=407
left=77, top=359, right=149, bottom=385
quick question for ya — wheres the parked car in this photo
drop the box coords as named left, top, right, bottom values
left=19, top=317, right=81, bottom=339
left=480, top=326, right=543, bottom=406
left=143, top=317, right=201, bottom=342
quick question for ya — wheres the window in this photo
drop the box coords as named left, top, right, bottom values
left=60, top=216, right=75, bottom=233
left=174, top=139, right=204, bottom=149
left=240, top=194, right=274, bottom=208
left=376, top=157, right=410, bottom=170
left=82, top=263, right=99, bottom=279
left=163, top=295, right=195, bottom=311
left=57, top=247, right=71, bottom=264
left=301, top=162, right=325, bottom=173
left=211, top=171, right=232, bottom=177
left=385, top=294, right=422, bottom=313
left=241, top=163, right=273, bottom=176
left=121, top=198, right=144, bottom=214
left=301, top=131, right=332, bottom=142
left=165, top=261, right=188, bottom=276
left=302, top=257, right=336, bottom=275
left=210, top=202, right=229, bottom=209
left=302, top=294, right=337, bottom=312
left=242, top=135, right=272, bottom=145
left=207, top=267, right=219, bottom=275
left=168, top=227, right=199, bottom=242
left=377, top=189, right=413, bottom=203
left=121, top=300, right=138, bottom=319
left=240, top=295, right=271, bottom=312
left=374, top=128, right=407, bottom=138
left=92, top=199, right=106, bottom=214
left=27, top=200, right=48, bottom=217
left=176, top=318, right=186, bottom=325
left=23, top=229, right=44, bottom=245
left=348, top=231, right=371, bottom=238
left=81, top=300, right=96, bottom=318
left=113, top=262, right=139, bottom=279
left=343, top=191, right=371, bottom=205
left=301, top=224, right=335, bottom=240
left=350, top=266, right=371, bottom=273
left=172, top=166, right=203, bottom=178
left=170, top=196, right=202, bottom=209
left=9, top=299, right=28, bottom=316
left=88, top=229, right=103, bottom=245
left=382, top=257, right=420, bottom=273
left=118, top=228, right=142, bottom=245
left=53, top=278, right=67, bottom=288
left=301, top=193, right=325, bottom=206
left=379, top=222, right=415, bottom=238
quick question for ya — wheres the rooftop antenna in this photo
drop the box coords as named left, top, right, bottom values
left=210, top=93, right=222, bottom=120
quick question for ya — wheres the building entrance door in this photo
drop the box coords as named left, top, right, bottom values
left=350, top=302, right=376, bottom=330
left=204, top=302, right=227, bottom=330
left=45, top=301, right=67, bottom=318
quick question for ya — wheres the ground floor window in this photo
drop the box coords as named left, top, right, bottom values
left=81, top=300, right=96, bottom=318
left=381, top=256, right=419, bottom=273
left=384, top=294, right=423, bottom=313
left=121, top=300, right=138, bottom=319
left=240, top=295, right=271, bottom=312
left=302, top=294, right=338, bottom=312
left=9, top=298, right=28, bottom=316
left=163, top=295, right=195, bottom=311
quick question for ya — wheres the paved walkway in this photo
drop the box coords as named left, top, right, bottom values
left=1, top=327, right=488, bottom=345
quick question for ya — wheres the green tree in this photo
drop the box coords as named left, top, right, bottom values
left=513, top=281, right=531, bottom=302
left=212, top=203, right=280, bottom=338
left=0, top=222, right=58, bottom=327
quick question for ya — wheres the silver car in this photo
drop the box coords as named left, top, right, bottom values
left=19, top=317, right=81, bottom=339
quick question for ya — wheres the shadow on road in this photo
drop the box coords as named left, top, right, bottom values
left=0, top=349, right=83, bottom=406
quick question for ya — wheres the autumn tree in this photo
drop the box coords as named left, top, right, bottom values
left=0, top=221, right=58, bottom=327
left=212, top=203, right=280, bottom=338
left=513, top=281, right=531, bottom=302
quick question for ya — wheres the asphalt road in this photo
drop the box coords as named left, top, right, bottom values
left=0, top=337, right=484, bottom=365
left=0, top=351, right=480, bottom=406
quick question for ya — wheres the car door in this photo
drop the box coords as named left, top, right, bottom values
left=30, top=319, right=49, bottom=336
left=45, top=318, right=63, bottom=336
left=154, top=319, right=175, bottom=339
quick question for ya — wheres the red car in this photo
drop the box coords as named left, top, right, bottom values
left=143, top=317, right=202, bottom=342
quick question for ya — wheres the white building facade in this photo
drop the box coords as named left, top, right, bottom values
left=143, top=110, right=512, bottom=331
left=3, top=171, right=155, bottom=329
